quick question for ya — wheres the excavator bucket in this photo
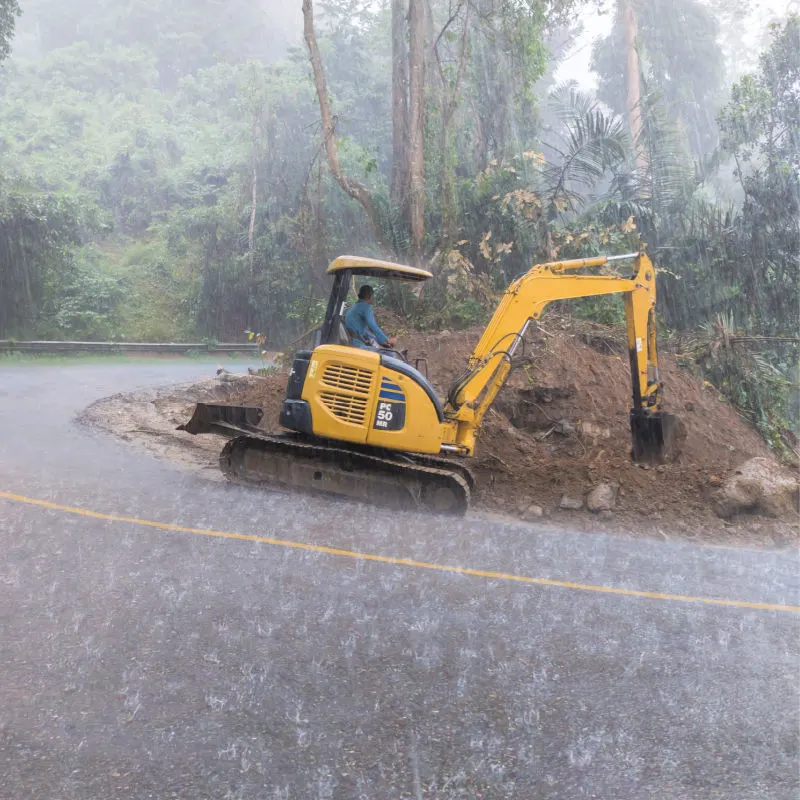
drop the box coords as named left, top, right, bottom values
left=629, top=409, right=684, bottom=465
left=178, top=403, right=264, bottom=438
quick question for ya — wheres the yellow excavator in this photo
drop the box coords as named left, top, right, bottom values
left=181, top=250, right=681, bottom=514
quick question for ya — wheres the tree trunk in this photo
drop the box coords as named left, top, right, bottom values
left=248, top=122, right=258, bottom=278
left=390, top=0, right=409, bottom=214
left=623, top=0, right=647, bottom=174
left=435, top=3, right=470, bottom=243
left=471, top=96, right=487, bottom=172
left=545, top=228, right=556, bottom=261
left=408, top=0, right=425, bottom=263
left=302, top=0, right=392, bottom=252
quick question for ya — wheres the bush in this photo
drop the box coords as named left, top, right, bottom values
left=42, top=245, right=122, bottom=340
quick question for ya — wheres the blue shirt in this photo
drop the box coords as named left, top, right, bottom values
left=344, top=300, right=388, bottom=348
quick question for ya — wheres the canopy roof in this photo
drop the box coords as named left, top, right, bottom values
left=326, top=255, right=432, bottom=282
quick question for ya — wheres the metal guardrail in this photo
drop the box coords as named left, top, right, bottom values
left=0, top=340, right=261, bottom=355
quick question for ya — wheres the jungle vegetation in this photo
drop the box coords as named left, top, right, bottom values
left=0, top=1, right=797, bottom=448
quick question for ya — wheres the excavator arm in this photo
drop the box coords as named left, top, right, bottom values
left=441, top=250, right=682, bottom=463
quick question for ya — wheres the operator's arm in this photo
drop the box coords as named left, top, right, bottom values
left=365, top=305, right=389, bottom=346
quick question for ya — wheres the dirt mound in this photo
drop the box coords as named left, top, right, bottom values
left=80, top=375, right=286, bottom=475
left=226, top=321, right=796, bottom=547
left=84, top=322, right=798, bottom=548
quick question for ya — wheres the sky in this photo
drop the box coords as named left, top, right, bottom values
left=555, top=0, right=797, bottom=89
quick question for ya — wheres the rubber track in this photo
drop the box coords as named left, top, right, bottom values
left=410, top=454, right=476, bottom=492
left=219, top=433, right=471, bottom=515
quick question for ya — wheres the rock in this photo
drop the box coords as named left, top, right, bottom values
left=597, top=509, right=614, bottom=521
left=523, top=504, right=544, bottom=520
left=586, top=482, right=619, bottom=513
left=713, top=457, right=800, bottom=519
left=559, top=494, right=584, bottom=511
left=577, top=421, right=611, bottom=440
left=554, top=419, right=576, bottom=437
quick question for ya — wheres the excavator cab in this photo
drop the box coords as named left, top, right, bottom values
left=279, top=256, right=446, bottom=456
left=314, top=255, right=431, bottom=353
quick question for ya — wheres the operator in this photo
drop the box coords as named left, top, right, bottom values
left=345, top=285, right=397, bottom=351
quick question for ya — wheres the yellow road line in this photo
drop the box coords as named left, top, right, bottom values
left=2, top=490, right=798, bottom=614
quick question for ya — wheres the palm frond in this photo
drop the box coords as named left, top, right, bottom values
left=634, top=90, right=697, bottom=211
left=541, top=85, right=630, bottom=215
left=548, top=81, right=597, bottom=122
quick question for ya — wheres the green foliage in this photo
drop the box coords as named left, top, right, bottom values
left=0, top=42, right=329, bottom=341
left=454, top=157, right=537, bottom=280
left=440, top=87, right=632, bottom=289
left=421, top=248, right=497, bottom=329
left=442, top=297, right=490, bottom=330
left=114, top=240, right=197, bottom=341
left=0, top=0, right=19, bottom=62
left=251, top=364, right=281, bottom=377
left=12, top=0, right=296, bottom=84
left=0, top=0, right=581, bottom=343
left=548, top=216, right=640, bottom=326
left=0, top=181, right=83, bottom=337
left=678, top=313, right=799, bottom=454
left=712, top=16, right=799, bottom=335
left=46, top=245, right=123, bottom=340
left=656, top=17, right=799, bottom=338
left=0, top=0, right=795, bottom=457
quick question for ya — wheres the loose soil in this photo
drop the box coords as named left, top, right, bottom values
left=82, top=319, right=799, bottom=548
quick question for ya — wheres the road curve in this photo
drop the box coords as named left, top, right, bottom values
left=0, top=361, right=797, bottom=799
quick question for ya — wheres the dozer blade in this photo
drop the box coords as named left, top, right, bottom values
left=629, top=409, right=684, bottom=465
left=178, top=403, right=264, bottom=438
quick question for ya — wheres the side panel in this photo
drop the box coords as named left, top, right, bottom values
left=301, top=345, right=380, bottom=444
left=365, top=365, right=443, bottom=455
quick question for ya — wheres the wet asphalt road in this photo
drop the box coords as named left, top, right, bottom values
left=0, top=361, right=797, bottom=799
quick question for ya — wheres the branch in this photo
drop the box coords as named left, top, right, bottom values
left=302, top=0, right=392, bottom=252
left=731, top=336, right=800, bottom=344
left=731, top=148, right=752, bottom=203
left=433, top=2, right=470, bottom=126
left=433, top=2, right=465, bottom=55
left=450, top=3, right=471, bottom=120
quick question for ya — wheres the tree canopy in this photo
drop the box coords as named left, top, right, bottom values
left=0, top=0, right=19, bottom=62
